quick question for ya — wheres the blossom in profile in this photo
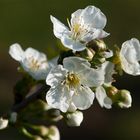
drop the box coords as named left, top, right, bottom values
left=9, top=43, right=50, bottom=80
left=51, top=5, right=109, bottom=52
left=120, top=38, right=140, bottom=75
left=46, top=57, right=104, bottom=112
left=95, top=62, right=115, bottom=109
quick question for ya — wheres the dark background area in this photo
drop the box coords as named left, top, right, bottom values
left=0, top=0, right=140, bottom=140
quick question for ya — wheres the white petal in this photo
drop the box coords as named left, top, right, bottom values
left=63, top=56, right=91, bottom=72
left=46, top=65, right=67, bottom=87
left=93, top=29, right=109, bottom=39
left=103, top=50, right=113, bottom=58
left=61, top=36, right=86, bottom=51
left=46, top=85, right=72, bottom=112
left=67, top=102, right=77, bottom=112
left=81, top=6, right=107, bottom=29
left=25, top=47, right=46, bottom=60
left=81, top=29, right=109, bottom=42
left=50, top=15, right=69, bottom=39
left=101, top=62, right=115, bottom=84
left=79, top=67, right=104, bottom=87
left=23, top=47, right=49, bottom=80
left=96, top=86, right=112, bottom=109
left=9, top=43, right=25, bottom=61
left=120, top=38, right=140, bottom=75
left=71, top=9, right=82, bottom=26
left=72, top=86, right=95, bottom=110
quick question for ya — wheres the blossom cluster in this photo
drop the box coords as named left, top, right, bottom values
left=1, top=5, right=140, bottom=140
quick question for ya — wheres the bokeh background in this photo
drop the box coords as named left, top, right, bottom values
left=0, top=0, right=140, bottom=140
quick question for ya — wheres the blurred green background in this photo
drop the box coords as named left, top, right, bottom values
left=0, top=0, right=140, bottom=140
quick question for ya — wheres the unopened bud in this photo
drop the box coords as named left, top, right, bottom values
left=48, top=126, right=60, bottom=140
left=87, top=39, right=107, bottom=52
left=105, top=86, right=118, bottom=97
left=35, top=125, right=49, bottom=137
left=0, top=118, right=8, bottom=130
left=32, top=136, right=43, bottom=140
left=98, top=57, right=106, bottom=63
left=65, top=111, right=83, bottom=127
left=116, top=90, right=132, bottom=108
left=78, top=48, right=95, bottom=61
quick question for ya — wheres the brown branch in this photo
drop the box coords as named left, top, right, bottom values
left=11, top=84, right=50, bottom=113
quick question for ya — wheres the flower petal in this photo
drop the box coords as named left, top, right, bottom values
left=63, top=56, right=91, bottom=73
left=67, top=102, right=77, bottom=112
left=61, top=36, right=86, bottom=51
left=81, top=29, right=109, bottom=42
left=79, top=67, right=105, bottom=87
left=71, top=9, right=82, bottom=26
left=100, top=62, right=115, bottom=84
left=81, top=6, right=107, bottom=29
left=25, top=47, right=46, bottom=60
left=50, top=15, right=69, bottom=39
left=9, top=43, right=25, bottom=61
left=120, top=38, right=140, bottom=75
left=46, top=65, right=67, bottom=87
left=72, top=86, right=95, bottom=110
left=96, top=86, right=112, bottom=109
left=46, top=85, right=72, bottom=112
left=23, top=47, right=49, bottom=80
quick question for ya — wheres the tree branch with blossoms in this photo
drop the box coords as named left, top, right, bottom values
left=0, top=5, right=140, bottom=140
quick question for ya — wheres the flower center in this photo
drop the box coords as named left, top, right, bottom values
left=28, top=57, right=41, bottom=71
left=71, top=23, right=81, bottom=40
left=66, top=72, right=80, bottom=88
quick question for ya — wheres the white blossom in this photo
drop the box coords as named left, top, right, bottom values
left=66, top=111, right=83, bottom=127
left=95, top=62, right=115, bottom=109
left=96, top=86, right=112, bottom=109
left=9, top=43, right=50, bottom=80
left=46, top=57, right=104, bottom=112
left=120, top=38, right=140, bottom=75
left=0, top=118, right=8, bottom=130
left=51, top=6, right=109, bottom=52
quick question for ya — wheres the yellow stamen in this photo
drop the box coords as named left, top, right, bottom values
left=66, top=73, right=80, bottom=88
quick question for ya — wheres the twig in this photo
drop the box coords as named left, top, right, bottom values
left=11, top=84, right=50, bottom=113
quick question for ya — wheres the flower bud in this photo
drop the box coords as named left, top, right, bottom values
left=105, top=86, right=118, bottom=97
left=0, top=118, right=8, bottom=130
left=48, top=126, right=60, bottom=140
left=116, top=90, right=132, bottom=108
left=47, top=109, right=63, bottom=122
left=32, top=136, right=43, bottom=140
left=87, top=39, right=107, bottom=52
left=32, top=125, right=49, bottom=137
left=65, top=111, right=83, bottom=127
left=77, top=48, right=95, bottom=61
left=98, top=57, right=106, bottom=64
